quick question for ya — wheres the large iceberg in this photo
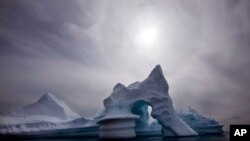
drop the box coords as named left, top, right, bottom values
left=98, top=65, right=198, bottom=138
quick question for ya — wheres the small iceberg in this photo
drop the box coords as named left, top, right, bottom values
left=177, top=107, right=224, bottom=135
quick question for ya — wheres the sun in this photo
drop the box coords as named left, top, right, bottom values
left=129, top=14, right=162, bottom=50
left=133, top=24, right=160, bottom=49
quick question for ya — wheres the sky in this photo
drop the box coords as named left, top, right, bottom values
left=0, top=0, right=250, bottom=126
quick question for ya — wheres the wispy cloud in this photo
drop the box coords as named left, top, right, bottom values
left=0, top=0, right=249, bottom=125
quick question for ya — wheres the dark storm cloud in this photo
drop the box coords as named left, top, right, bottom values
left=0, top=0, right=250, bottom=126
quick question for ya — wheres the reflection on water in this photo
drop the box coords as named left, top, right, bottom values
left=29, top=134, right=229, bottom=141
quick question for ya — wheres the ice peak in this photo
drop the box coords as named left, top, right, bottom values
left=113, top=83, right=127, bottom=92
left=44, top=92, right=55, bottom=99
left=147, top=65, right=164, bottom=80
left=142, top=65, right=169, bottom=92
left=38, top=92, right=58, bottom=103
left=20, top=92, right=80, bottom=120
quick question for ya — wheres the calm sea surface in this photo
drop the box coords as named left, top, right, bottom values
left=21, top=134, right=229, bottom=141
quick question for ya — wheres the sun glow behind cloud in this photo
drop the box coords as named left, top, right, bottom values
left=135, top=25, right=159, bottom=48
left=128, top=10, right=164, bottom=58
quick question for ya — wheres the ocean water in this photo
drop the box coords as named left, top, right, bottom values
left=19, top=134, right=229, bottom=141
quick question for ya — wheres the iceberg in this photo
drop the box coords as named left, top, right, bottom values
left=0, top=65, right=223, bottom=139
left=8, top=92, right=80, bottom=120
left=0, top=93, right=86, bottom=134
left=177, top=108, right=224, bottom=135
left=98, top=65, right=198, bottom=138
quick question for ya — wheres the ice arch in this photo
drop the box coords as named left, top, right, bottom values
left=131, top=100, right=151, bottom=129
left=98, top=65, right=198, bottom=138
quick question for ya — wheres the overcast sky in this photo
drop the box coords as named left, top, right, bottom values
left=0, top=0, right=250, bottom=125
